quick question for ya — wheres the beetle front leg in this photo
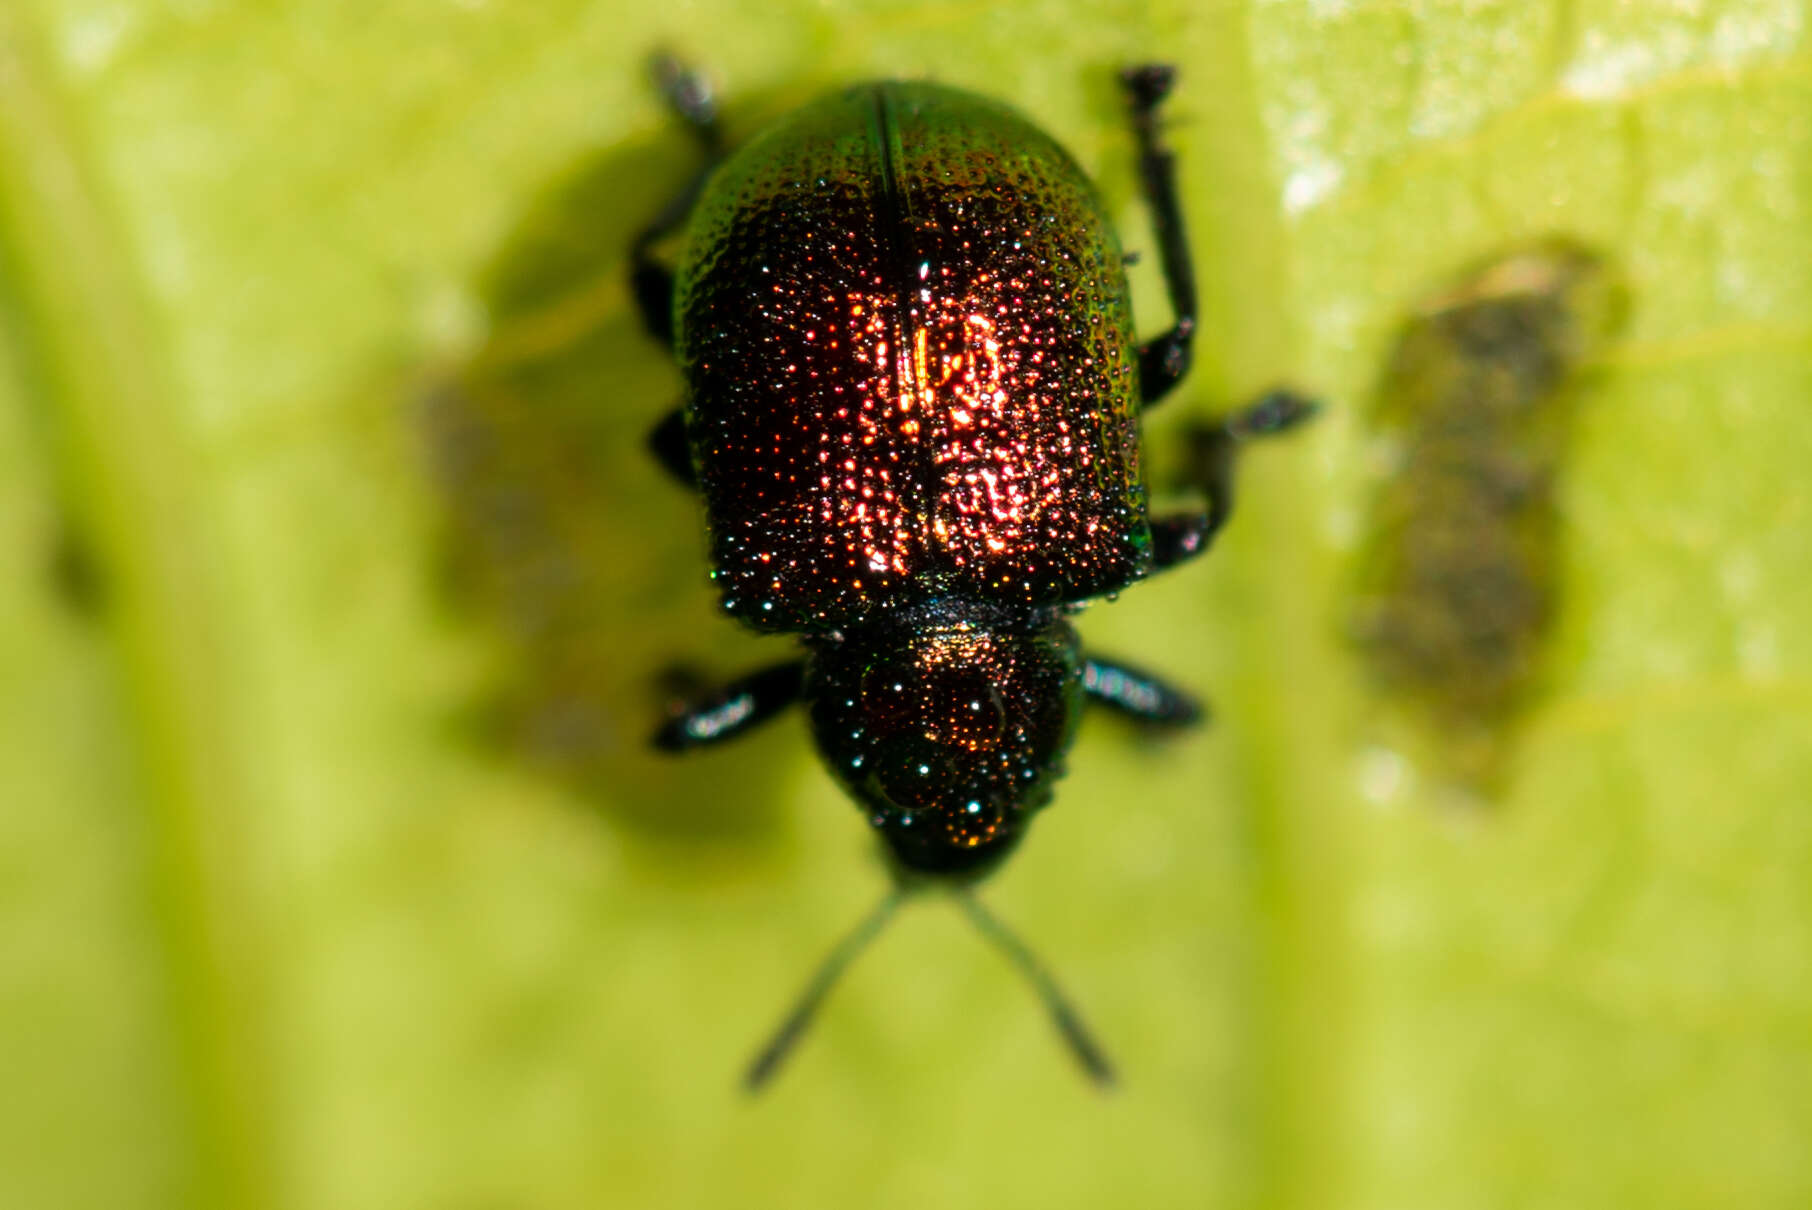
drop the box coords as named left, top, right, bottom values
left=1121, top=64, right=1196, bottom=409
left=632, top=55, right=726, bottom=350
left=1083, top=657, right=1204, bottom=728
left=653, top=660, right=805, bottom=751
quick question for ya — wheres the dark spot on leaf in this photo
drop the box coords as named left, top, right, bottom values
left=1350, top=237, right=1627, bottom=797
left=415, top=97, right=803, bottom=852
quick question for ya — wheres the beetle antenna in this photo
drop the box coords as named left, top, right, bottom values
left=744, top=886, right=907, bottom=1092
left=956, top=891, right=1116, bottom=1088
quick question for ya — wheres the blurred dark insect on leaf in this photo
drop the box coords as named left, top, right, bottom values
left=1350, top=238, right=1627, bottom=797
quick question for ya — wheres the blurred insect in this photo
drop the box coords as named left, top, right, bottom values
left=1352, top=238, right=1625, bottom=794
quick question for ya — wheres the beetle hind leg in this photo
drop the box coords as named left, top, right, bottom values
left=632, top=55, right=727, bottom=350
left=1120, top=64, right=1197, bottom=410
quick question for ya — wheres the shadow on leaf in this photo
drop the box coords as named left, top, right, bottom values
left=419, top=122, right=803, bottom=852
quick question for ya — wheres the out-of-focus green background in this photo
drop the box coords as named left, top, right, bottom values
left=2, top=2, right=1809, bottom=1208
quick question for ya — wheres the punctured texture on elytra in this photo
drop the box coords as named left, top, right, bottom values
left=675, top=83, right=1148, bottom=632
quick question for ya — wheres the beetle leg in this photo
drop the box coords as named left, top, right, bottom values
left=632, top=55, right=726, bottom=350
left=647, top=404, right=697, bottom=488
left=652, top=659, right=805, bottom=751
left=1146, top=389, right=1317, bottom=568
left=1181, top=388, right=1321, bottom=543
left=1082, top=657, right=1204, bottom=728
left=1121, top=64, right=1197, bottom=409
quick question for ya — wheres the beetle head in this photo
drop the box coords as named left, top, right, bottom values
left=807, top=609, right=1083, bottom=878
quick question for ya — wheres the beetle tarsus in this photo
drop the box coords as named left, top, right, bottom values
left=632, top=56, right=726, bottom=349
left=649, top=52, right=723, bottom=151
left=1119, top=63, right=1177, bottom=113
left=1149, top=511, right=1214, bottom=568
left=1229, top=388, right=1321, bottom=439
left=1082, top=657, right=1205, bottom=728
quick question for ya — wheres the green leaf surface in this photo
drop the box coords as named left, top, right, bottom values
left=2, top=3, right=1808, bottom=1209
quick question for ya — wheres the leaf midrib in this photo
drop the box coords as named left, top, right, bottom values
left=1183, top=7, right=1354, bottom=1210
